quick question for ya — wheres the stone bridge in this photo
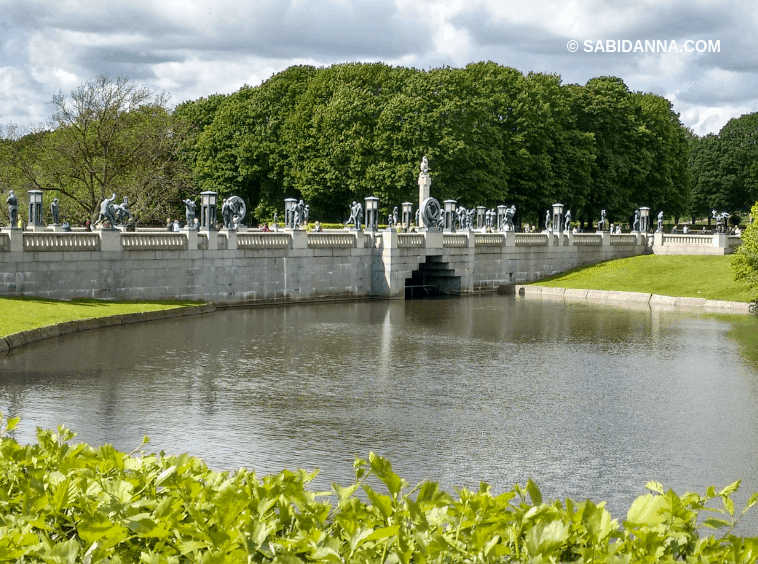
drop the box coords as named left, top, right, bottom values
left=0, top=228, right=740, bottom=303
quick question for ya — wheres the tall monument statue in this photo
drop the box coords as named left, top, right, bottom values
left=418, top=156, right=431, bottom=210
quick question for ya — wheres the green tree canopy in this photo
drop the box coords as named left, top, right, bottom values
left=1, top=76, right=194, bottom=226
left=731, top=201, right=758, bottom=297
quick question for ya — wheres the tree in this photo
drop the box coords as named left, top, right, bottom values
left=730, top=201, right=758, bottom=298
left=1, top=75, right=193, bottom=225
left=632, top=92, right=691, bottom=221
left=717, top=112, right=758, bottom=210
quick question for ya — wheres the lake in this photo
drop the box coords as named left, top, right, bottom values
left=2, top=295, right=758, bottom=527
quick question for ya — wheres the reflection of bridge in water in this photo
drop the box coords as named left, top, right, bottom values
left=0, top=228, right=740, bottom=303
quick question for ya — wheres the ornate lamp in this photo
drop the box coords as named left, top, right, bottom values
left=443, top=200, right=457, bottom=232
left=496, top=205, right=508, bottom=232
left=401, top=202, right=413, bottom=231
left=476, top=206, right=486, bottom=230
left=639, top=207, right=650, bottom=233
left=200, top=191, right=218, bottom=231
left=552, top=203, right=564, bottom=233
left=283, top=198, right=297, bottom=229
left=28, top=190, right=43, bottom=229
left=365, top=196, right=379, bottom=231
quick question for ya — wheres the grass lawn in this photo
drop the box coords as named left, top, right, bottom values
left=0, top=297, right=204, bottom=338
left=534, top=255, right=756, bottom=302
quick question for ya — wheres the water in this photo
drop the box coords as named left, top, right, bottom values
left=2, top=295, right=758, bottom=526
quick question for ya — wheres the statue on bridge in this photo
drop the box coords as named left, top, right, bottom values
left=50, top=198, right=60, bottom=225
left=183, top=199, right=197, bottom=227
left=345, top=201, right=363, bottom=230
left=632, top=209, right=640, bottom=232
left=222, top=196, right=247, bottom=230
left=545, top=209, right=551, bottom=231
left=657, top=210, right=664, bottom=232
left=501, top=205, right=516, bottom=232
left=598, top=209, right=607, bottom=231
left=93, top=194, right=117, bottom=229
left=564, top=209, right=571, bottom=232
left=6, top=190, right=18, bottom=227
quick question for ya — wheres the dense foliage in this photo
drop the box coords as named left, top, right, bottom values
left=1, top=416, right=757, bottom=563
left=730, top=202, right=758, bottom=298
left=0, top=76, right=194, bottom=226
left=175, top=63, right=690, bottom=226
left=688, top=113, right=758, bottom=220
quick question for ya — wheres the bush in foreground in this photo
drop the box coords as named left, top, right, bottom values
left=1, top=417, right=757, bottom=563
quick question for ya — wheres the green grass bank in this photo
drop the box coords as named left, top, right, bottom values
left=533, top=255, right=756, bottom=303
left=0, top=297, right=203, bottom=338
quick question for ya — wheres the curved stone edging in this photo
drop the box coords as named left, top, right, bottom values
left=0, top=304, right=216, bottom=354
left=515, top=285, right=753, bottom=314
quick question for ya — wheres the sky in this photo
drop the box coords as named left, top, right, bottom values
left=1, top=0, right=757, bottom=136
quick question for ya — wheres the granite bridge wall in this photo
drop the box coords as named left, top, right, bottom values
left=0, top=228, right=656, bottom=303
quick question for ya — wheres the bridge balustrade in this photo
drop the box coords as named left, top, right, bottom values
left=23, top=232, right=101, bottom=251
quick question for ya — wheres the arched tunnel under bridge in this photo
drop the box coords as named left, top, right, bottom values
left=405, top=255, right=461, bottom=299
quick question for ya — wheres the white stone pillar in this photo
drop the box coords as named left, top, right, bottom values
left=418, top=174, right=431, bottom=209
left=224, top=229, right=238, bottom=250
left=184, top=227, right=198, bottom=251
left=8, top=228, right=23, bottom=253
left=291, top=229, right=308, bottom=249
left=99, top=229, right=121, bottom=252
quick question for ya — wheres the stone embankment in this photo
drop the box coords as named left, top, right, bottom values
left=0, top=304, right=216, bottom=354
left=515, top=285, right=753, bottom=314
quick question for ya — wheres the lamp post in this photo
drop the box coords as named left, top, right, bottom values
left=401, top=202, right=413, bottom=232
left=27, top=190, right=43, bottom=230
left=283, top=198, right=297, bottom=229
left=200, top=191, right=218, bottom=230
left=443, top=200, right=457, bottom=232
left=552, top=203, right=565, bottom=233
left=364, top=196, right=379, bottom=231
left=476, top=206, right=486, bottom=230
left=639, top=207, right=650, bottom=233
left=496, top=205, right=507, bottom=232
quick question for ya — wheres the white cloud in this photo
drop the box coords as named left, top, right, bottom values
left=0, top=0, right=756, bottom=135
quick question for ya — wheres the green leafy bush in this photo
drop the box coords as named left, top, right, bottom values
left=731, top=201, right=758, bottom=299
left=1, top=415, right=757, bottom=562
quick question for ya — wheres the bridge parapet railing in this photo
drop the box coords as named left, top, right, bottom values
left=23, top=232, right=101, bottom=251
left=308, top=233, right=356, bottom=248
left=0, top=233, right=10, bottom=252
left=443, top=233, right=469, bottom=248
left=610, top=234, right=637, bottom=245
left=662, top=234, right=711, bottom=245
left=573, top=234, right=602, bottom=246
left=515, top=233, right=548, bottom=246
left=728, top=235, right=743, bottom=248
left=398, top=233, right=425, bottom=248
left=121, top=232, right=188, bottom=251
left=217, top=234, right=228, bottom=250
left=238, top=233, right=291, bottom=249
left=475, top=233, right=505, bottom=246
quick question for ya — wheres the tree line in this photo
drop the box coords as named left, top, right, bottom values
left=2, top=64, right=756, bottom=230
left=688, top=113, right=758, bottom=221
left=176, top=62, right=692, bottom=229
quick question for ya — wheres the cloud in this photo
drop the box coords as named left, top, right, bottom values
left=1, top=0, right=757, bottom=136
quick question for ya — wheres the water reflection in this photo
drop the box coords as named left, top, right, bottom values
left=1, top=296, right=758, bottom=528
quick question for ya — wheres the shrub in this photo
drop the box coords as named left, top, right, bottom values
left=731, top=201, right=758, bottom=299
left=1, top=416, right=757, bottom=562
